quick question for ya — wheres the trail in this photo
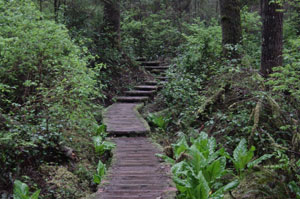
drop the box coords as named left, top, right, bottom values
left=97, top=60, right=176, bottom=199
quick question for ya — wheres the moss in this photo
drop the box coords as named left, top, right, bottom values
left=134, top=103, right=151, bottom=132
left=40, top=165, right=92, bottom=199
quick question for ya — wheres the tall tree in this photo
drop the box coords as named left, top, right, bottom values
left=260, top=0, right=283, bottom=77
left=219, top=0, right=242, bottom=58
left=54, top=0, right=59, bottom=21
left=103, top=0, right=121, bottom=49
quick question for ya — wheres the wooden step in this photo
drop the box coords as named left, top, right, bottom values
left=156, top=77, right=168, bottom=81
left=151, top=69, right=166, bottom=74
left=116, top=96, right=149, bottom=103
left=154, top=72, right=166, bottom=77
left=141, top=61, right=160, bottom=66
left=124, top=90, right=156, bottom=97
left=100, top=194, right=163, bottom=199
left=144, top=66, right=169, bottom=70
left=136, top=57, right=146, bottom=62
left=144, top=81, right=158, bottom=85
left=134, top=85, right=158, bottom=91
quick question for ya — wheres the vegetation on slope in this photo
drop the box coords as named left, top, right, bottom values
left=1, top=0, right=300, bottom=198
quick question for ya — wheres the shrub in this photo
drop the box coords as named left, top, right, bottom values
left=0, top=0, right=103, bottom=185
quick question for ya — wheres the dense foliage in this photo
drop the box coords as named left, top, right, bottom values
left=0, top=0, right=103, bottom=196
left=146, top=2, right=300, bottom=199
left=1, top=0, right=300, bottom=198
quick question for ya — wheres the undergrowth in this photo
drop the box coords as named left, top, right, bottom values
left=146, top=8, right=300, bottom=199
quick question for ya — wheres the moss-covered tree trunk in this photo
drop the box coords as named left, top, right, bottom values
left=260, top=0, right=283, bottom=77
left=103, top=0, right=120, bottom=49
left=219, top=0, right=242, bottom=58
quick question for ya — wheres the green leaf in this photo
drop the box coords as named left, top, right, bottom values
left=203, top=157, right=226, bottom=185
left=171, top=161, right=191, bottom=188
left=102, top=141, right=116, bottom=151
left=96, top=124, right=107, bottom=136
left=233, top=139, right=248, bottom=162
left=30, top=190, right=40, bottom=199
left=247, top=154, right=273, bottom=168
left=288, top=181, right=300, bottom=199
left=194, top=171, right=210, bottom=199
left=172, top=137, right=189, bottom=159
left=13, top=180, right=29, bottom=199
left=233, top=139, right=255, bottom=173
left=192, top=132, right=216, bottom=159
left=156, top=153, right=175, bottom=164
left=93, top=160, right=106, bottom=184
left=210, top=180, right=239, bottom=199
left=96, top=160, right=106, bottom=177
left=93, top=174, right=101, bottom=184
left=187, top=145, right=207, bottom=175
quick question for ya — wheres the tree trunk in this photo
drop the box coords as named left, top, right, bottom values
left=219, top=0, right=242, bottom=58
left=103, top=0, right=121, bottom=49
left=54, top=0, right=59, bottom=21
left=260, top=0, right=283, bottom=77
left=40, top=0, right=43, bottom=12
left=153, top=0, right=162, bottom=13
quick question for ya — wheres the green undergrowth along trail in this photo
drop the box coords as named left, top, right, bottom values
left=0, top=0, right=109, bottom=198
left=145, top=7, right=300, bottom=199
left=2, top=0, right=300, bottom=198
left=92, top=125, right=115, bottom=185
left=156, top=132, right=271, bottom=199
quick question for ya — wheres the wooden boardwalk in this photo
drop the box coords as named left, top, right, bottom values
left=99, top=61, right=176, bottom=199
left=96, top=138, right=176, bottom=199
left=103, top=103, right=150, bottom=136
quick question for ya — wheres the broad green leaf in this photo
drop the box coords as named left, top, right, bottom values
left=156, top=153, right=175, bottom=164
left=233, top=139, right=247, bottom=162
left=93, top=174, right=101, bottom=184
left=187, top=145, right=207, bottom=175
left=203, top=157, right=226, bottom=185
left=194, top=171, right=210, bottom=199
left=192, top=132, right=216, bottom=159
left=172, top=137, right=189, bottom=159
left=102, top=141, right=116, bottom=151
left=233, top=139, right=255, bottom=172
left=210, top=180, right=239, bottom=199
left=172, top=161, right=192, bottom=188
left=96, top=160, right=106, bottom=177
left=13, top=180, right=29, bottom=199
left=93, top=160, right=106, bottom=184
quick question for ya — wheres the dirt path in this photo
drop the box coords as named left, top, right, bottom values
left=99, top=61, right=176, bottom=199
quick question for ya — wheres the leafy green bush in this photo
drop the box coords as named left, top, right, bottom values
left=158, top=132, right=239, bottom=199
left=161, top=21, right=221, bottom=127
left=93, top=125, right=115, bottom=155
left=232, top=138, right=272, bottom=177
left=158, top=132, right=271, bottom=199
left=93, top=136, right=115, bottom=156
left=0, top=0, right=103, bottom=185
left=93, top=160, right=106, bottom=185
left=147, top=113, right=170, bottom=132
